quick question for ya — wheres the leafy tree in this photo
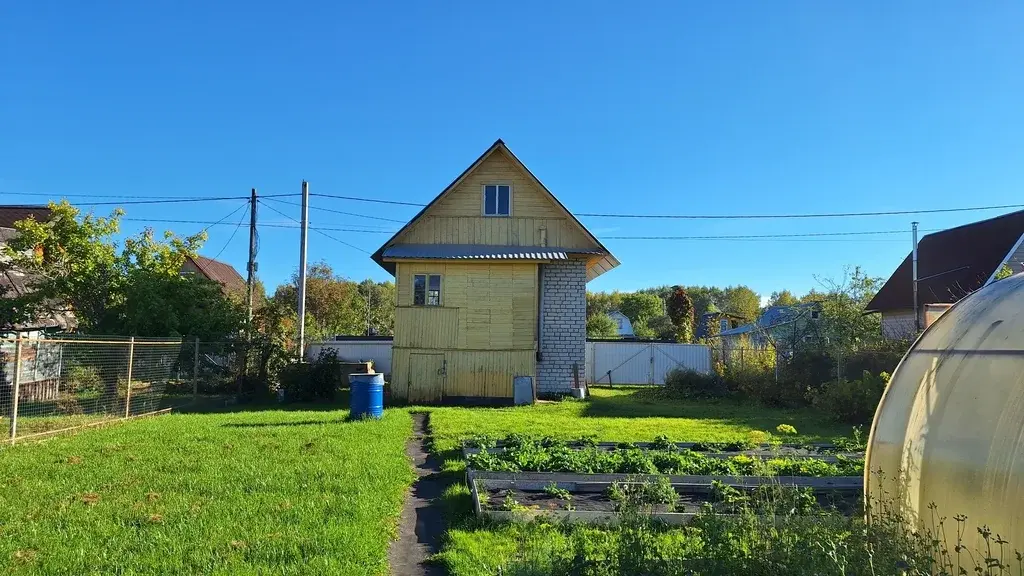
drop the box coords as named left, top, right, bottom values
left=721, top=286, right=761, bottom=321
left=665, top=286, right=694, bottom=342
left=619, top=292, right=663, bottom=325
left=272, top=262, right=396, bottom=341
left=816, top=266, right=885, bottom=356
left=586, top=313, right=618, bottom=338
left=644, top=315, right=677, bottom=340
left=586, top=291, right=623, bottom=318
left=684, top=286, right=724, bottom=320
left=2, top=201, right=243, bottom=339
left=995, top=263, right=1014, bottom=281
left=767, top=290, right=799, bottom=308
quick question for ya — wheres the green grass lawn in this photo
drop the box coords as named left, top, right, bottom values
left=0, top=406, right=414, bottom=575
left=429, top=387, right=853, bottom=454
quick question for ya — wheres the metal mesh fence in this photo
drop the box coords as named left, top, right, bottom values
left=0, top=336, right=185, bottom=444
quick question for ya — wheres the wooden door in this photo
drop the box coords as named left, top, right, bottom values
left=408, top=353, right=445, bottom=404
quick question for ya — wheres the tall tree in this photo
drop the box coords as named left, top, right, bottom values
left=666, top=286, right=695, bottom=342
left=586, top=313, right=618, bottom=338
left=2, top=201, right=242, bottom=339
left=619, top=292, right=663, bottom=325
left=721, top=286, right=761, bottom=321
left=767, top=289, right=799, bottom=308
left=586, top=291, right=623, bottom=318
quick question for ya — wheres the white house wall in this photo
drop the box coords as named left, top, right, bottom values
left=307, top=341, right=393, bottom=375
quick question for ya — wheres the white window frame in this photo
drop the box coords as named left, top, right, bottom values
left=482, top=183, right=512, bottom=217
left=413, top=273, right=442, bottom=306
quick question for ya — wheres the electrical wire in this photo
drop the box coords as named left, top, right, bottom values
left=120, top=217, right=396, bottom=233
left=310, top=192, right=426, bottom=207
left=308, top=191, right=1024, bottom=220
left=257, top=200, right=371, bottom=254
left=601, top=229, right=939, bottom=240
left=210, top=201, right=251, bottom=260
left=576, top=204, right=1024, bottom=220
left=4, top=191, right=299, bottom=201
left=261, top=197, right=408, bottom=223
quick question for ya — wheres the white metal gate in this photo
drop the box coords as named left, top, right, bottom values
left=585, top=341, right=711, bottom=385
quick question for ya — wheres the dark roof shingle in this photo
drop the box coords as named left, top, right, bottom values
left=865, top=210, right=1024, bottom=312
left=185, top=255, right=247, bottom=296
left=0, top=205, right=52, bottom=229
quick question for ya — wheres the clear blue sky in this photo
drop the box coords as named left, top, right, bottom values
left=4, top=2, right=1023, bottom=301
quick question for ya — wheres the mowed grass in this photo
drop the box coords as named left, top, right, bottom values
left=429, top=387, right=853, bottom=454
left=0, top=406, right=414, bottom=575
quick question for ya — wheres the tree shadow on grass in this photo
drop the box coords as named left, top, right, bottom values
left=167, top=389, right=353, bottom=416
left=580, top=388, right=841, bottom=435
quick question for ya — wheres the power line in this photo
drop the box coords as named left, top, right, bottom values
left=262, top=197, right=408, bottom=223
left=120, top=217, right=396, bottom=233
left=576, top=204, right=1024, bottom=220
left=210, top=202, right=250, bottom=260
left=257, top=200, right=371, bottom=254
left=4, top=191, right=299, bottom=201
left=198, top=201, right=250, bottom=235
left=310, top=192, right=426, bottom=207
left=602, top=229, right=938, bottom=240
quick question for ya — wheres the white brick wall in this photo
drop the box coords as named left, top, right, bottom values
left=537, top=260, right=586, bottom=393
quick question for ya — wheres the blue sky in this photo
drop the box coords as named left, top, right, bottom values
left=3, top=2, right=1023, bottom=300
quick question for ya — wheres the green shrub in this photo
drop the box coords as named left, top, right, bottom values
left=809, top=370, right=889, bottom=424
left=66, top=364, right=103, bottom=394
left=279, top=349, right=346, bottom=403
left=664, top=368, right=727, bottom=399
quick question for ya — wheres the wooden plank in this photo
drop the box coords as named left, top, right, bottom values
left=468, top=471, right=864, bottom=491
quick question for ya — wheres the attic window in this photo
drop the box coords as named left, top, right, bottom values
left=810, top=310, right=821, bottom=319
left=483, top=184, right=511, bottom=216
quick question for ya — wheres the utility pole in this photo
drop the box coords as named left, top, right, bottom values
left=246, top=188, right=258, bottom=328
left=297, top=181, right=309, bottom=361
left=912, top=221, right=920, bottom=333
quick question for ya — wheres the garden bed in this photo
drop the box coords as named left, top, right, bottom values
left=468, top=471, right=863, bottom=525
left=464, top=437, right=865, bottom=477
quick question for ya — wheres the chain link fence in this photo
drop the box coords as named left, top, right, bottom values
left=1, top=336, right=195, bottom=444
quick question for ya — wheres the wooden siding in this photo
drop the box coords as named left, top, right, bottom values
left=395, top=262, right=537, bottom=350
left=391, top=261, right=538, bottom=399
left=393, top=149, right=600, bottom=250
left=393, top=306, right=458, bottom=349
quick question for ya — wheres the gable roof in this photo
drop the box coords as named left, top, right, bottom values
left=719, top=304, right=818, bottom=337
left=0, top=205, right=52, bottom=229
left=371, top=139, right=618, bottom=281
left=185, top=255, right=247, bottom=296
left=865, top=210, right=1024, bottom=313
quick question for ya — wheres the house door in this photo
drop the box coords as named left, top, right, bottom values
left=408, top=353, right=445, bottom=403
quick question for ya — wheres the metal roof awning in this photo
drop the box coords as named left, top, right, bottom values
left=382, top=244, right=604, bottom=261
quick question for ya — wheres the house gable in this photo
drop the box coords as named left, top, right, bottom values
left=372, top=140, right=618, bottom=280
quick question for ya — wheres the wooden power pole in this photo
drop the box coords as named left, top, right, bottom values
left=246, top=188, right=258, bottom=327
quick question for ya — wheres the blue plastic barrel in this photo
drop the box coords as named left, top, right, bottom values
left=349, top=373, right=384, bottom=419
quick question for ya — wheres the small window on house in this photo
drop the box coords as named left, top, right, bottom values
left=720, top=318, right=729, bottom=332
left=413, top=274, right=442, bottom=306
left=617, top=319, right=624, bottom=329
left=483, top=184, right=511, bottom=216
left=810, top=310, right=820, bottom=319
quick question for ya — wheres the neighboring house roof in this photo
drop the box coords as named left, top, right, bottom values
left=694, top=311, right=746, bottom=339
left=865, top=210, right=1024, bottom=313
left=184, top=255, right=246, bottom=296
left=371, top=139, right=619, bottom=281
left=382, top=244, right=603, bottom=261
left=0, top=205, right=52, bottom=229
left=719, top=304, right=818, bottom=337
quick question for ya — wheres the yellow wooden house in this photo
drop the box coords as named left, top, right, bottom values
left=371, top=139, right=618, bottom=403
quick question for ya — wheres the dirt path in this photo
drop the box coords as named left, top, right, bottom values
left=389, top=412, right=449, bottom=576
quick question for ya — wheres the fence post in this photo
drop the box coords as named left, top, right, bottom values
left=124, top=337, right=135, bottom=418
left=193, top=337, right=200, bottom=399
left=648, top=344, right=654, bottom=385
left=9, top=337, right=23, bottom=445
